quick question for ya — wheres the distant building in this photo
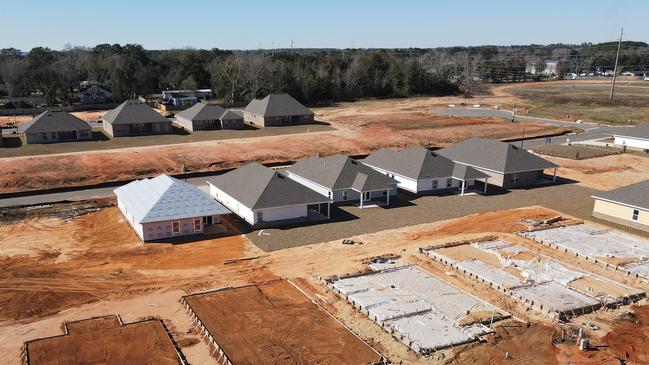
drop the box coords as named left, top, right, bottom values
left=20, top=110, right=92, bottom=144
left=592, top=180, right=649, bottom=232
left=437, top=138, right=559, bottom=188
left=610, top=124, right=649, bottom=151
left=102, top=100, right=172, bottom=137
left=243, top=93, right=314, bottom=127
left=175, top=102, right=244, bottom=131
left=79, top=85, right=112, bottom=104
left=526, top=60, right=558, bottom=76
left=114, top=174, right=230, bottom=241
left=0, top=96, right=46, bottom=109
left=162, top=89, right=212, bottom=107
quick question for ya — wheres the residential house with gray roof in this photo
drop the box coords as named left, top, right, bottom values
left=79, top=85, right=112, bottom=104
left=175, top=103, right=244, bottom=131
left=114, top=174, right=230, bottom=241
left=243, top=93, right=314, bottom=127
left=285, top=154, right=398, bottom=208
left=102, top=100, right=172, bottom=137
left=437, top=138, right=559, bottom=188
left=206, top=162, right=331, bottom=227
left=592, top=179, right=649, bottom=232
left=363, top=146, right=490, bottom=195
left=20, top=110, right=92, bottom=144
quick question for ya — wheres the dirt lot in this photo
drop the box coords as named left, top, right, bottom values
left=0, top=96, right=570, bottom=194
left=2, top=203, right=649, bottom=364
left=184, top=280, right=382, bottom=364
left=26, top=315, right=182, bottom=365
left=545, top=153, right=649, bottom=190
left=529, top=144, right=618, bottom=160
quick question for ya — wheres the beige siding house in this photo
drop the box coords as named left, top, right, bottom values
left=21, top=110, right=92, bottom=144
left=437, top=137, right=559, bottom=189
left=102, top=100, right=172, bottom=137
left=592, top=180, right=649, bottom=232
left=175, top=102, right=244, bottom=131
left=243, top=93, right=314, bottom=127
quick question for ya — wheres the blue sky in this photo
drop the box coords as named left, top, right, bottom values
left=2, top=0, right=648, bottom=50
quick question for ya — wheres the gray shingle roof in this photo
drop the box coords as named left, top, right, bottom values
left=206, top=162, right=330, bottom=210
left=363, top=146, right=489, bottom=181
left=114, top=174, right=230, bottom=224
left=220, top=110, right=243, bottom=120
left=20, top=110, right=91, bottom=134
left=288, top=154, right=398, bottom=191
left=437, top=138, right=558, bottom=173
left=176, top=102, right=226, bottom=122
left=592, top=179, right=649, bottom=210
left=610, top=123, right=649, bottom=141
left=102, top=100, right=170, bottom=125
left=244, top=93, right=314, bottom=117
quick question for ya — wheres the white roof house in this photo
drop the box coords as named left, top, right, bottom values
left=114, top=174, right=230, bottom=241
left=610, top=123, right=649, bottom=151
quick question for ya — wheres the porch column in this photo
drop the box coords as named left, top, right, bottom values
left=327, top=203, right=330, bottom=218
left=483, top=178, right=489, bottom=193
left=553, top=167, right=557, bottom=182
left=386, top=190, right=390, bottom=206
left=360, top=192, right=364, bottom=209
left=461, top=180, right=466, bottom=196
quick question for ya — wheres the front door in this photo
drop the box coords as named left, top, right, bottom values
left=364, top=192, right=371, bottom=200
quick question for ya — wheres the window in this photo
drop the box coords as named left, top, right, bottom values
left=511, top=173, right=520, bottom=183
left=432, top=179, right=438, bottom=189
left=193, top=218, right=202, bottom=232
left=383, top=191, right=387, bottom=196
left=342, top=191, right=348, bottom=200
left=42, top=133, right=48, bottom=140
left=256, top=211, right=263, bottom=222
left=632, top=209, right=640, bottom=221
left=172, top=221, right=180, bottom=234
left=446, top=178, right=452, bottom=188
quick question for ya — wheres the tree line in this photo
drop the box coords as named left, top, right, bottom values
left=1, top=41, right=649, bottom=106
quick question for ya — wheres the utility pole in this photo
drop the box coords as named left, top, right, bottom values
left=609, top=27, right=624, bottom=100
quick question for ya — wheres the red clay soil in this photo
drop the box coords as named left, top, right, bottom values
left=0, top=207, right=255, bottom=322
left=0, top=111, right=570, bottom=194
left=448, top=322, right=559, bottom=365
left=184, top=280, right=383, bottom=365
left=26, top=315, right=182, bottom=365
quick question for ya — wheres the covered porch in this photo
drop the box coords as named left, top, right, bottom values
left=452, top=164, right=491, bottom=196
left=355, top=188, right=394, bottom=208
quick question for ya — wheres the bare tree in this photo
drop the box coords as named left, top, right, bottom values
left=243, top=54, right=272, bottom=99
left=456, top=52, right=481, bottom=97
left=56, top=46, right=88, bottom=105
left=208, top=54, right=245, bottom=103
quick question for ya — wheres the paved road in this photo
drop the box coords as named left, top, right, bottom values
left=0, top=176, right=213, bottom=208
left=432, top=107, right=627, bottom=147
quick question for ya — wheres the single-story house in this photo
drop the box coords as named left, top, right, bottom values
left=609, top=124, right=649, bottom=152
left=102, top=100, right=172, bottom=137
left=437, top=137, right=559, bottom=188
left=219, top=110, right=244, bottom=129
left=363, top=146, right=491, bottom=195
left=285, top=154, right=398, bottom=208
left=162, top=89, right=212, bottom=106
left=243, top=93, right=314, bottom=127
left=206, top=162, right=332, bottom=227
left=592, top=179, right=649, bottom=232
left=175, top=103, right=244, bottom=131
left=114, top=174, right=230, bottom=241
left=20, top=110, right=92, bottom=144
left=79, top=85, right=112, bottom=104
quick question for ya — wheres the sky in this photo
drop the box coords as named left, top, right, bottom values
left=2, top=0, right=648, bottom=51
